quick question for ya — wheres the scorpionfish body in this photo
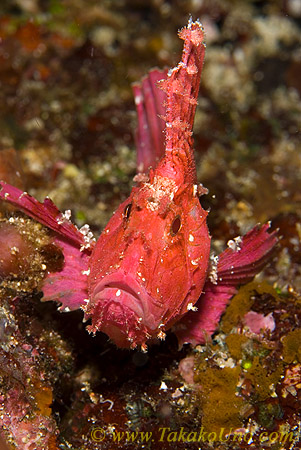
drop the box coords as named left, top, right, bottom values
left=85, top=21, right=211, bottom=349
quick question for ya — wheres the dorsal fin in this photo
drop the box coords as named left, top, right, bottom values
left=155, top=20, right=206, bottom=185
left=132, top=69, right=167, bottom=174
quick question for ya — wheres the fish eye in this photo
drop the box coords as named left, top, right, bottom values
left=124, top=203, right=132, bottom=220
left=170, top=215, right=181, bottom=236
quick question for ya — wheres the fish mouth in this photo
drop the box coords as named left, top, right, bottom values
left=87, top=272, right=158, bottom=347
left=92, top=272, right=149, bottom=319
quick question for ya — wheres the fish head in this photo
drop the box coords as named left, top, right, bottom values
left=85, top=175, right=211, bottom=349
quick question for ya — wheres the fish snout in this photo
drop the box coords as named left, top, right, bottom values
left=85, top=273, right=157, bottom=349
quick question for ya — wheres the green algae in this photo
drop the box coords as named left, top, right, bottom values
left=257, top=402, right=283, bottom=430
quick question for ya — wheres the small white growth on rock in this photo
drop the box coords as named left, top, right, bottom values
left=98, top=395, right=114, bottom=410
left=160, top=381, right=168, bottom=390
left=172, top=388, right=184, bottom=399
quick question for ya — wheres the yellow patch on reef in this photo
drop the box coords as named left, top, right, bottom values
left=195, top=366, right=244, bottom=434
left=32, top=378, right=53, bottom=416
left=245, top=356, right=284, bottom=401
left=221, top=281, right=280, bottom=334
left=225, top=333, right=249, bottom=360
left=282, top=329, right=301, bottom=363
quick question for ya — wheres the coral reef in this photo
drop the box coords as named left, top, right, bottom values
left=0, top=1, right=300, bottom=449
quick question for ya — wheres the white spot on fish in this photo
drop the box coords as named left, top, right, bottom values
left=187, top=303, right=198, bottom=311
left=116, top=289, right=121, bottom=297
left=209, top=254, right=219, bottom=284
left=63, top=209, right=72, bottom=220
left=141, top=343, right=148, bottom=353
left=227, top=236, right=242, bottom=252
left=134, top=94, right=143, bottom=105
left=79, top=224, right=94, bottom=241
left=157, top=330, right=166, bottom=340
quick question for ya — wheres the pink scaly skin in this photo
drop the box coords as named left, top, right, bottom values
left=0, top=21, right=278, bottom=351
left=86, top=21, right=211, bottom=349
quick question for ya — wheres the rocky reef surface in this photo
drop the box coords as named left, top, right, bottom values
left=0, top=1, right=300, bottom=449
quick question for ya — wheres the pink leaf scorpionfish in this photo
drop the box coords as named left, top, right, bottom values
left=0, top=20, right=278, bottom=351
